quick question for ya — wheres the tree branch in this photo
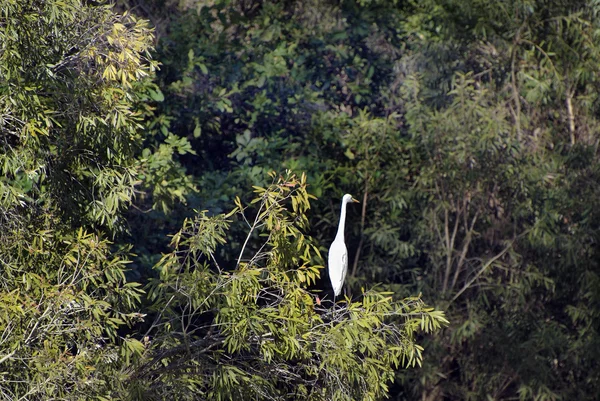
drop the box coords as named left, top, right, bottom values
left=566, top=87, right=575, bottom=145
left=450, top=241, right=513, bottom=304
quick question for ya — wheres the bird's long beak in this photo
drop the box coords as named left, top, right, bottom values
left=351, top=197, right=360, bottom=203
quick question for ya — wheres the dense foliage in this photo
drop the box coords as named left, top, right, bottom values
left=0, top=1, right=155, bottom=398
left=0, top=1, right=447, bottom=400
left=126, top=0, right=600, bottom=400
left=3, top=0, right=600, bottom=399
left=131, top=172, right=447, bottom=400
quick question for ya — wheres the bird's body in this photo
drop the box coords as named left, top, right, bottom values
left=328, top=194, right=359, bottom=298
left=328, top=239, right=348, bottom=297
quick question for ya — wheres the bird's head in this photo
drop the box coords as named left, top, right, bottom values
left=342, top=194, right=360, bottom=204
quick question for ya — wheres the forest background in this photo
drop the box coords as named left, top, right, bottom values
left=1, top=0, right=599, bottom=400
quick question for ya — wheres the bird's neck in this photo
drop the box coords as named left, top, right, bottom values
left=334, top=200, right=348, bottom=242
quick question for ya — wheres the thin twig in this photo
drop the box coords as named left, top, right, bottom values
left=450, top=241, right=513, bottom=304
left=566, top=87, right=576, bottom=145
left=450, top=206, right=480, bottom=291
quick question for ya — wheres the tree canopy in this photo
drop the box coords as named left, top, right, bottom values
left=2, top=0, right=600, bottom=400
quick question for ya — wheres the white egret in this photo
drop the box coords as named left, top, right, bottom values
left=328, top=193, right=359, bottom=299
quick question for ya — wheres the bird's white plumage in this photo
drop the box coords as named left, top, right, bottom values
left=328, top=240, right=347, bottom=296
left=328, top=194, right=358, bottom=298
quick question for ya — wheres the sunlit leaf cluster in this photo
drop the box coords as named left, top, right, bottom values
left=135, top=172, right=447, bottom=400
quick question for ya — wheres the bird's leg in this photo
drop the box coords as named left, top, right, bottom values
left=333, top=293, right=340, bottom=317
